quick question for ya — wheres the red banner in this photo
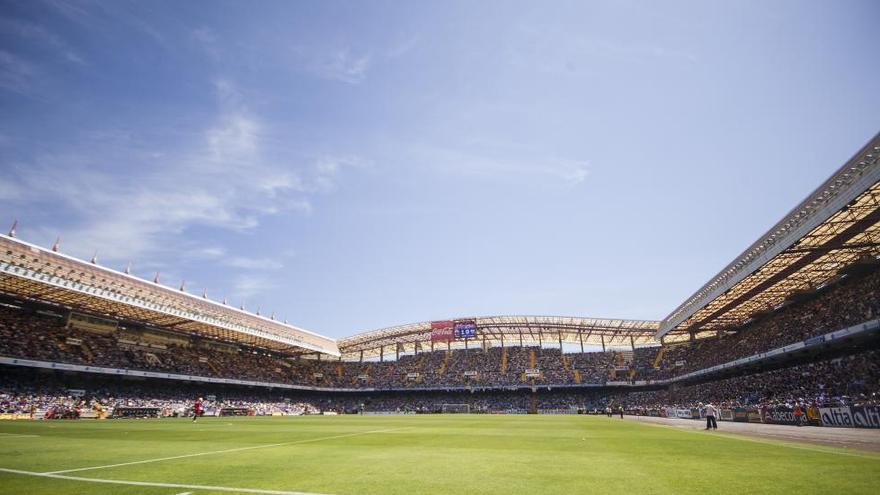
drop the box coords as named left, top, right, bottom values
left=430, top=321, right=454, bottom=342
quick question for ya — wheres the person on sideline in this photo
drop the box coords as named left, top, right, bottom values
left=705, top=402, right=718, bottom=430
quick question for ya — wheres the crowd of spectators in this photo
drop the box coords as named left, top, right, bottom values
left=646, top=269, right=880, bottom=380
left=0, top=374, right=320, bottom=418
left=4, top=345, right=876, bottom=417
left=0, top=307, right=624, bottom=388
left=0, top=267, right=877, bottom=398
left=619, top=349, right=879, bottom=410
left=0, top=367, right=617, bottom=416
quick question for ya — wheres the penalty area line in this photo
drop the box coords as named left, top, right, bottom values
left=0, top=467, right=333, bottom=495
left=43, top=427, right=410, bottom=475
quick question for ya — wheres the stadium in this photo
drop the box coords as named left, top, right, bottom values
left=0, top=133, right=877, bottom=493
left=2, top=2, right=879, bottom=495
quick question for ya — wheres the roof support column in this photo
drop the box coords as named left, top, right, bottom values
left=359, top=350, right=363, bottom=364
left=395, top=343, right=400, bottom=360
left=430, top=340, right=434, bottom=352
left=380, top=346, right=384, bottom=362
left=579, top=332, right=584, bottom=353
left=519, top=330, right=523, bottom=348
left=630, top=336, right=635, bottom=351
left=689, top=331, right=696, bottom=343
left=601, top=335, right=606, bottom=352
left=558, top=332, right=563, bottom=352
left=500, top=334, right=504, bottom=348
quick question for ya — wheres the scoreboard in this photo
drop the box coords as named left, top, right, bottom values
left=454, top=320, right=477, bottom=339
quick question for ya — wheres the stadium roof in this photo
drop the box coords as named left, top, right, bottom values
left=338, top=316, right=661, bottom=360
left=0, top=234, right=340, bottom=356
left=658, top=132, right=880, bottom=339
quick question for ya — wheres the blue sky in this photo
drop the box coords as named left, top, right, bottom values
left=1, top=0, right=878, bottom=338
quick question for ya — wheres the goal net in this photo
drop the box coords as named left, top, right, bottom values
left=441, top=403, right=470, bottom=414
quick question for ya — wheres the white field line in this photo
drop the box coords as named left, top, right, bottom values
left=43, top=427, right=409, bottom=475
left=0, top=467, right=332, bottom=495
left=629, top=419, right=880, bottom=460
left=0, top=433, right=40, bottom=438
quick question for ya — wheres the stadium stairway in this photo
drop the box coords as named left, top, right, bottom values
left=529, top=349, right=536, bottom=369
left=438, top=351, right=450, bottom=375
left=501, top=347, right=507, bottom=372
left=573, top=369, right=581, bottom=384
left=79, top=342, right=95, bottom=362
left=653, top=347, right=666, bottom=369
left=206, top=360, right=221, bottom=376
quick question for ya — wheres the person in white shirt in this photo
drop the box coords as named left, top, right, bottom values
left=704, top=403, right=718, bottom=430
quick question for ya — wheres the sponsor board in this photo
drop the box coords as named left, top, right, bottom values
left=820, top=407, right=854, bottom=427
left=852, top=406, right=880, bottom=428
left=806, top=407, right=821, bottom=426
left=525, top=368, right=541, bottom=378
left=720, top=409, right=734, bottom=421
left=430, top=321, right=455, bottom=342
left=675, top=408, right=692, bottom=419
left=732, top=407, right=748, bottom=423
left=746, top=408, right=762, bottom=423
left=762, top=406, right=806, bottom=426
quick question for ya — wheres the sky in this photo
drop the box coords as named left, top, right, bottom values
left=0, top=0, right=878, bottom=339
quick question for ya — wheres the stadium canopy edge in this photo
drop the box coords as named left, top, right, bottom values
left=657, top=132, right=880, bottom=340
left=0, top=234, right=340, bottom=357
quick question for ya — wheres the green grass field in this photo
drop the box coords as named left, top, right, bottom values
left=1, top=415, right=878, bottom=495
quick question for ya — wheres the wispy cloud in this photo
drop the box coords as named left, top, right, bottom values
left=412, top=145, right=590, bottom=186
left=232, top=274, right=277, bottom=301
left=191, top=26, right=220, bottom=61
left=0, top=17, right=86, bottom=66
left=190, top=246, right=285, bottom=271
left=0, top=80, right=361, bottom=267
left=0, top=50, right=37, bottom=95
left=298, top=46, right=372, bottom=84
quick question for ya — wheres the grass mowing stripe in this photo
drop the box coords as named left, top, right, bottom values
left=0, top=468, right=333, bottom=495
left=43, top=427, right=410, bottom=475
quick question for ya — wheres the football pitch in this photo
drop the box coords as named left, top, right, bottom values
left=1, top=415, right=878, bottom=495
